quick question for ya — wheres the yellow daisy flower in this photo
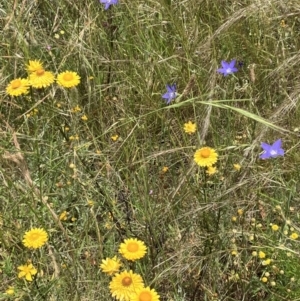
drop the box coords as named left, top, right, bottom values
left=111, top=135, right=119, bottom=141
left=261, top=277, right=268, bottom=283
left=29, top=69, right=55, bottom=88
left=69, top=134, right=79, bottom=141
left=183, top=121, right=196, bottom=134
left=100, top=256, right=121, bottom=275
left=162, top=166, right=169, bottom=173
left=6, top=78, right=30, bottom=96
left=237, top=209, right=243, bottom=216
left=194, top=147, right=218, bottom=167
left=206, top=166, right=217, bottom=176
left=22, top=228, right=48, bottom=249
left=233, top=163, right=241, bottom=171
left=17, top=263, right=37, bottom=281
left=87, top=200, right=95, bottom=206
left=231, top=250, right=238, bottom=256
left=57, top=71, right=80, bottom=88
left=109, top=270, right=144, bottom=301
left=258, top=251, right=266, bottom=259
left=59, top=211, right=68, bottom=221
left=262, top=259, right=271, bottom=266
left=27, top=60, right=43, bottom=73
left=290, top=232, right=298, bottom=240
left=119, top=238, right=147, bottom=261
left=71, top=105, right=81, bottom=113
left=130, top=286, right=160, bottom=301
left=5, top=286, right=15, bottom=295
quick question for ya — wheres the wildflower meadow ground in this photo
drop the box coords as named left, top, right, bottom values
left=1, top=0, right=300, bottom=300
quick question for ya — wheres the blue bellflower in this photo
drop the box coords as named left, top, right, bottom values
left=100, top=0, right=118, bottom=10
left=259, top=139, right=284, bottom=159
left=162, top=84, right=176, bottom=104
left=217, top=59, right=238, bottom=76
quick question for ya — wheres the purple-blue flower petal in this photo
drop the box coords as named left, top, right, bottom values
left=221, top=61, right=227, bottom=68
left=162, top=92, right=170, bottom=99
left=277, top=149, right=285, bottom=156
left=259, top=139, right=284, bottom=159
left=166, top=85, right=173, bottom=92
left=260, top=142, right=271, bottom=151
left=259, top=152, right=269, bottom=159
left=162, top=84, right=177, bottom=105
left=100, top=0, right=118, bottom=10
left=217, top=59, right=238, bottom=76
left=272, top=139, right=282, bottom=148
left=229, top=60, right=236, bottom=68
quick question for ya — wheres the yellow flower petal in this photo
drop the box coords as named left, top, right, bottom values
left=100, top=256, right=121, bottom=275
left=119, top=238, right=147, bottom=261
left=109, top=270, right=144, bottom=301
left=194, top=147, right=218, bottom=167
left=6, top=78, right=30, bottom=96
left=57, top=71, right=80, bottom=88
left=183, top=121, right=196, bottom=134
left=22, top=228, right=48, bottom=249
left=29, top=69, right=55, bottom=88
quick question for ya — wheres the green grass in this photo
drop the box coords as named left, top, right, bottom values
left=1, top=0, right=300, bottom=300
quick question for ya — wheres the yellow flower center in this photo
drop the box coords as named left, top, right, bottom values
left=200, top=148, right=211, bottom=158
left=36, top=69, right=45, bottom=76
left=139, top=291, right=152, bottom=301
left=127, top=242, right=139, bottom=252
left=11, top=79, right=21, bottom=89
left=122, top=276, right=132, bottom=287
left=63, top=73, right=73, bottom=81
left=22, top=266, right=31, bottom=273
left=29, top=233, right=39, bottom=240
